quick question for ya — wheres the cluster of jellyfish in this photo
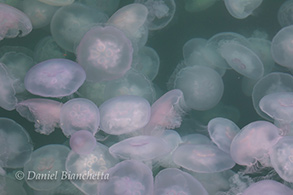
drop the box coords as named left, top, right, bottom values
left=1, top=0, right=293, bottom=194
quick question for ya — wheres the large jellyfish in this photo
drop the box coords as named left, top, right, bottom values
left=242, top=180, right=293, bottom=195
left=224, top=0, right=263, bottom=19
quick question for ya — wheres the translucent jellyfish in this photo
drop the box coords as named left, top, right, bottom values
left=184, top=0, right=218, bottom=13
left=0, top=117, right=33, bottom=169
left=0, top=176, right=28, bottom=195
left=208, top=117, right=240, bottom=153
left=24, top=59, right=86, bottom=98
left=66, top=142, right=118, bottom=195
left=172, top=144, right=235, bottom=173
left=181, top=133, right=213, bottom=145
left=24, top=144, right=70, bottom=191
left=109, top=135, right=171, bottom=161
left=50, top=3, right=109, bottom=52
left=98, top=160, right=154, bottom=195
left=220, top=42, right=264, bottom=79
left=60, top=98, right=100, bottom=137
left=242, top=180, right=293, bottom=195
left=173, top=66, right=224, bottom=111
left=252, top=72, right=293, bottom=121
left=38, top=0, right=74, bottom=6
left=271, top=25, right=293, bottom=68
left=278, top=0, right=293, bottom=27
left=77, top=81, right=106, bottom=106
left=99, top=95, right=151, bottom=135
left=76, top=0, right=120, bottom=16
left=22, top=0, right=58, bottom=29
left=154, top=168, right=208, bottom=195
left=224, top=0, right=263, bottom=19
left=135, top=0, right=176, bottom=31
left=69, top=130, right=96, bottom=155
left=230, top=121, right=281, bottom=167
left=76, top=25, right=133, bottom=82
left=269, top=136, right=293, bottom=182
left=0, top=3, right=32, bottom=40
left=16, top=98, right=63, bottom=135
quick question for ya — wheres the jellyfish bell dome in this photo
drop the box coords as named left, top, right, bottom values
left=224, top=0, right=263, bottom=19
left=277, top=0, right=293, bottom=27
left=242, top=180, right=293, bottom=195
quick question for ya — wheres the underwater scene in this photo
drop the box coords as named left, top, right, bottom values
left=1, top=0, right=293, bottom=194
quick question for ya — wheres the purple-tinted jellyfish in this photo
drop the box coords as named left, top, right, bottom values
left=16, top=98, right=63, bottom=135
left=230, top=121, right=281, bottom=167
left=109, top=135, right=171, bottom=161
left=99, top=95, right=151, bottom=135
left=242, top=180, right=293, bottom=195
left=141, top=89, right=187, bottom=136
left=0, top=118, right=33, bottom=169
left=154, top=168, right=208, bottom=195
left=224, top=0, right=263, bottom=19
left=278, top=0, right=293, bottom=27
left=24, top=59, right=86, bottom=98
left=60, top=98, right=100, bottom=137
left=208, top=117, right=240, bottom=153
left=69, top=130, right=97, bottom=155
left=269, top=136, right=293, bottom=182
left=24, top=144, right=70, bottom=191
left=0, top=3, right=32, bottom=40
left=98, top=160, right=154, bottom=195
left=77, top=25, right=133, bottom=82
left=172, top=144, right=235, bottom=173
left=66, top=142, right=118, bottom=195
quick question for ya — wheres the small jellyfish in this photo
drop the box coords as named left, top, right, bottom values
left=224, top=0, right=263, bottom=19
left=77, top=25, right=133, bottom=82
left=99, top=95, right=151, bottom=135
left=154, top=168, right=208, bottom=195
left=242, top=180, right=293, bottom=195
left=16, top=98, right=63, bottom=135
left=98, top=160, right=154, bottom=195
left=60, top=98, right=100, bottom=137
left=69, top=130, right=97, bottom=155
left=277, top=0, right=293, bottom=27
left=0, top=3, right=32, bottom=40
left=24, top=59, right=86, bottom=98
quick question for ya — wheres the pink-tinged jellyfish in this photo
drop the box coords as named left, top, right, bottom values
left=24, top=144, right=70, bottom=191
left=98, top=160, right=153, bottom=195
left=60, top=98, right=100, bottom=137
left=173, top=66, right=224, bottom=111
left=269, top=136, right=293, bottom=182
left=220, top=42, right=264, bottom=79
left=242, top=180, right=293, bottom=195
left=69, top=130, right=96, bottom=155
left=230, top=121, right=281, bottom=167
left=141, top=89, right=187, bottom=136
left=154, top=168, right=208, bottom=195
left=109, top=135, right=171, bottom=161
left=224, top=0, right=263, bottom=19
left=99, top=95, right=151, bottom=135
left=66, top=142, right=118, bottom=195
left=173, top=144, right=235, bottom=173
left=278, top=0, right=293, bottom=27
left=271, top=25, right=293, bottom=68
left=16, top=98, right=63, bottom=135
left=24, top=59, right=86, bottom=98
left=208, top=117, right=240, bottom=154
left=76, top=25, right=133, bottom=82
left=0, top=3, right=32, bottom=40
left=0, top=63, right=17, bottom=111
left=184, top=0, right=218, bottom=13
left=0, top=117, right=33, bottom=169
left=50, top=3, right=108, bottom=52
left=38, top=0, right=74, bottom=6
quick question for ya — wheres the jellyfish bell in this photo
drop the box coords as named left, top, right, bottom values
left=278, top=0, right=293, bottom=27
left=69, top=130, right=97, bottom=155
left=242, top=180, right=293, bottom=195
left=224, top=0, right=263, bottom=19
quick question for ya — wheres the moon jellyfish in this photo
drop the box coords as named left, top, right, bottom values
left=0, top=3, right=32, bottom=40
left=69, top=130, right=96, bottom=155
left=60, top=98, right=100, bottom=137
left=24, top=59, right=86, bottom=98
left=76, top=25, right=133, bottom=82
left=278, top=0, right=293, bottom=27
left=181, top=133, right=213, bottom=145
left=154, top=168, right=208, bottom=195
left=99, top=95, right=151, bottom=135
left=184, top=0, right=218, bottom=13
left=220, top=42, right=264, bottom=79
left=173, top=144, right=235, bottom=173
left=208, top=117, right=240, bottom=153
left=98, top=160, right=154, bottom=195
left=0, top=118, right=33, bottom=169
left=109, top=135, right=171, bottom=161
left=76, top=0, right=120, bottom=16
left=224, top=0, right=263, bottom=19
left=0, top=176, right=28, bottom=194
left=16, top=98, right=63, bottom=135
left=271, top=25, right=293, bottom=68
left=66, top=142, right=118, bottom=195
left=173, top=66, right=224, bottom=111
left=230, top=121, right=281, bottom=167
left=242, top=180, right=293, bottom=195
left=38, top=0, right=74, bottom=6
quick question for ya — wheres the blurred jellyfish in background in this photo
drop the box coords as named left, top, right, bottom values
left=184, top=0, right=218, bottom=13
left=69, top=130, right=97, bottom=155
left=278, top=0, right=293, bottom=27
